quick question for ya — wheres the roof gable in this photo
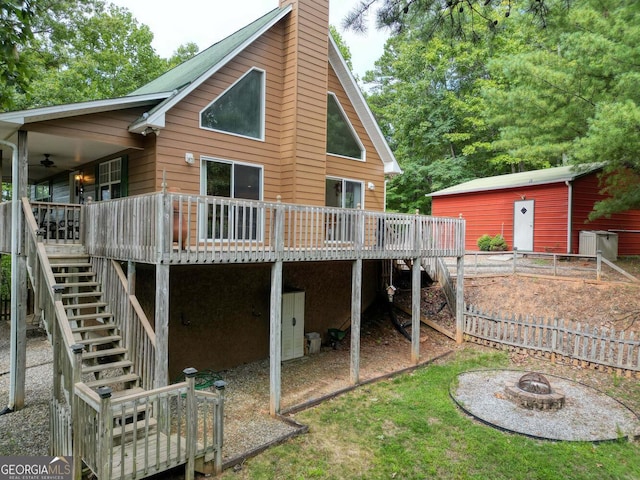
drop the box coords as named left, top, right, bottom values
left=128, top=8, right=286, bottom=97
left=429, top=164, right=603, bottom=197
left=128, top=6, right=291, bottom=133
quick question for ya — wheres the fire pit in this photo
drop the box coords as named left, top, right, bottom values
left=504, top=372, right=565, bottom=411
left=451, top=370, right=640, bottom=441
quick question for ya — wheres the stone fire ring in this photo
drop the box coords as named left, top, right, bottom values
left=450, top=369, right=640, bottom=442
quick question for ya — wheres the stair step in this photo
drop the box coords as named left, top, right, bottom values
left=82, top=347, right=127, bottom=360
left=48, top=254, right=89, bottom=261
left=65, top=302, right=108, bottom=310
left=54, top=271, right=96, bottom=278
left=76, top=335, right=122, bottom=346
left=85, top=373, right=139, bottom=389
left=57, top=281, right=100, bottom=288
left=61, top=291, right=103, bottom=299
left=82, top=360, right=134, bottom=374
left=50, top=262, right=92, bottom=269
left=72, top=324, right=117, bottom=334
left=112, top=417, right=158, bottom=445
left=68, top=312, right=114, bottom=322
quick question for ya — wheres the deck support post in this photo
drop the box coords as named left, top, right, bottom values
left=411, top=257, right=421, bottom=363
left=7, top=132, right=27, bottom=411
left=269, top=198, right=284, bottom=417
left=350, top=257, right=362, bottom=385
left=127, top=261, right=136, bottom=295
left=269, top=260, right=283, bottom=416
left=184, top=367, right=197, bottom=480
left=455, top=255, right=465, bottom=343
left=154, top=263, right=170, bottom=388
left=411, top=210, right=422, bottom=364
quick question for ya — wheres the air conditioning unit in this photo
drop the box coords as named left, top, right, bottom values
left=579, top=231, right=618, bottom=261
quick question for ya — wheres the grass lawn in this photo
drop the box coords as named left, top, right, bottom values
left=221, top=349, right=640, bottom=479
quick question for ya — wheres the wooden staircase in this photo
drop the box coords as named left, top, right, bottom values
left=47, top=246, right=155, bottom=451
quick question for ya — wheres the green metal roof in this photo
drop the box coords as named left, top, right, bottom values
left=128, top=7, right=285, bottom=97
left=428, top=164, right=603, bottom=197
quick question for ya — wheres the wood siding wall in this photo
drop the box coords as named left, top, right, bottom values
left=572, top=174, right=640, bottom=255
left=25, top=110, right=147, bottom=151
left=278, top=0, right=330, bottom=205
left=432, top=183, right=570, bottom=252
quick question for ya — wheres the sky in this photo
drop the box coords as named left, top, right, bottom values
left=108, top=0, right=390, bottom=79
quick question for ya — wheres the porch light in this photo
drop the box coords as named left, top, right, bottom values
left=185, top=152, right=195, bottom=165
left=367, top=181, right=375, bottom=191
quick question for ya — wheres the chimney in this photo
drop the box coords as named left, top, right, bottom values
left=279, top=0, right=330, bottom=205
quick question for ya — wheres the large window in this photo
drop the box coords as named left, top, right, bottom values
left=325, top=178, right=363, bottom=209
left=201, top=158, right=263, bottom=240
left=200, top=68, right=265, bottom=140
left=326, top=93, right=364, bottom=160
left=98, top=158, right=121, bottom=201
left=325, top=178, right=363, bottom=242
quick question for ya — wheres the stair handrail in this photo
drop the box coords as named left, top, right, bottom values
left=73, top=370, right=225, bottom=480
left=22, top=198, right=77, bottom=364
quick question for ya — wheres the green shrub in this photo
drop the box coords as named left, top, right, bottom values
left=489, top=234, right=508, bottom=251
left=477, top=234, right=492, bottom=251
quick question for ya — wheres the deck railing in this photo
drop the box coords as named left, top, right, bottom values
left=74, top=372, right=225, bottom=480
left=82, top=192, right=465, bottom=264
left=91, top=257, right=156, bottom=390
left=31, top=201, right=84, bottom=244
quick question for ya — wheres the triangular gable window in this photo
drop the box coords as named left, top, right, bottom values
left=326, top=93, right=364, bottom=161
left=200, top=68, right=265, bottom=140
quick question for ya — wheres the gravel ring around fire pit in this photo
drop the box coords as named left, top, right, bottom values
left=450, top=369, right=640, bottom=442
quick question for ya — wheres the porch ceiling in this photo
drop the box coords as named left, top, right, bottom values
left=1, top=130, right=134, bottom=184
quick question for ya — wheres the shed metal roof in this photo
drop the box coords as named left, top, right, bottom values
left=428, top=164, right=602, bottom=197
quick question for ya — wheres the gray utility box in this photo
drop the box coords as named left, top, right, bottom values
left=579, top=230, right=618, bottom=261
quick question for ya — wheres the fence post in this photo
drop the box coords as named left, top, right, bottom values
left=213, top=380, right=227, bottom=476
left=596, top=250, right=602, bottom=281
left=71, top=345, right=84, bottom=480
left=183, top=367, right=197, bottom=480
left=97, top=386, right=113, bottom=480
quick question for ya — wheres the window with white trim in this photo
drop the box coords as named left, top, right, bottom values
left=200, top=68, right=265, bottom=140
left=98, top=158, right=121, bottom=201
left=326, top=93, right=365, bottom=160
left=325, top=177, right=363, bottom=242
left=201, top=158, right=263, bottom=240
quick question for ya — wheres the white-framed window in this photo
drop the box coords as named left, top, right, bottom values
left=200, top=157, right=263, bottom=241
left=325, top=177, right=364, bottom=242
left=326, top=92, right=365, bottom=161
left=200, top=68, right=266, bottom=141
left=325, top=177, right=364, bottom=209
left=98, top=158, right=122, bottom=201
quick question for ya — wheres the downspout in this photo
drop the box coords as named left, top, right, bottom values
left=0, top=139, right=20, bottom=414
left=565, top=180, right=572, bottom=254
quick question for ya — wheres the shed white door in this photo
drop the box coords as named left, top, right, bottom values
left=282, top=291, right=305, bottom=361
left=513, top=200, right=534, bottom=251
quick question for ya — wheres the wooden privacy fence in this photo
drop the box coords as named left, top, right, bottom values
left=464, top=304, right=640, bottom=373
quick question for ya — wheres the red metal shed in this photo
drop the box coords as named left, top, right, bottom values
left=429, top=165, right=640, bottom=255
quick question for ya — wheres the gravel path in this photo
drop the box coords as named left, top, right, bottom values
left=452, top=369, right=640, bottom=441
left=0, top=322, right=52, bottom=456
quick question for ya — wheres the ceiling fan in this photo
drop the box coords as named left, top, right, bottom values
left=40, top=154, right=55, bottom=168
